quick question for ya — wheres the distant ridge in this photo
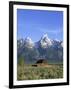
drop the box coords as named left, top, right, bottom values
left=17, top=34, right=63, bottom=64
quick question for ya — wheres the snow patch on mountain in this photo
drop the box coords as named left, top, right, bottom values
left=24, top=37, right=34, bottom=48
left=40, top=34, right=52, bottom=48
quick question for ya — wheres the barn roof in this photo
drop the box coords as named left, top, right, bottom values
left=36, top=59, right=47, bottom=64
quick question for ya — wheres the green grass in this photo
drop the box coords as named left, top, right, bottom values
left=17, top=64, right=63, bottom=80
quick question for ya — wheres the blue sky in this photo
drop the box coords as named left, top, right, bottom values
left=17, top=9, right=63, bottom=42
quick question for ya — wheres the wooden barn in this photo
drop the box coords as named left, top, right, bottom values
left=32, top=59, right=48, bottom=67
left=36, top=59, right=48, bottom=66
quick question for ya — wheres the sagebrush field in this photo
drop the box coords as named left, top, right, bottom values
left=17, top=64, right=63, bottom=80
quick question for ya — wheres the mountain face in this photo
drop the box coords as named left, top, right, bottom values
left=17, top=34, right=63, bottom=64
left=24, top=37, right=34, bottom=48
left=40, top=34, right=52, bottom=48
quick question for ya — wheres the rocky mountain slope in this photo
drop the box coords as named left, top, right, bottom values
left=17, top=34, right=63, bottom=64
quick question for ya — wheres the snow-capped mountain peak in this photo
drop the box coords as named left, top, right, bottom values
left=17, top=34, right=63, bottom=64
left=17, top=34, right=63, bottom=49
left=25, top=37, right=33, bottom=43
left=42, top=34, right=48, bottom=38
left=40, top=34, right=52, bottom=48
left=24, top=37, right=34, bottom=48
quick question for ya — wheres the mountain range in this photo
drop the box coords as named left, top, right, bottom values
left=17, top=34, right=63, bottom=64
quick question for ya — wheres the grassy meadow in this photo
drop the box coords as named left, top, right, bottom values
left=17, top=62, right=63, bottom=80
